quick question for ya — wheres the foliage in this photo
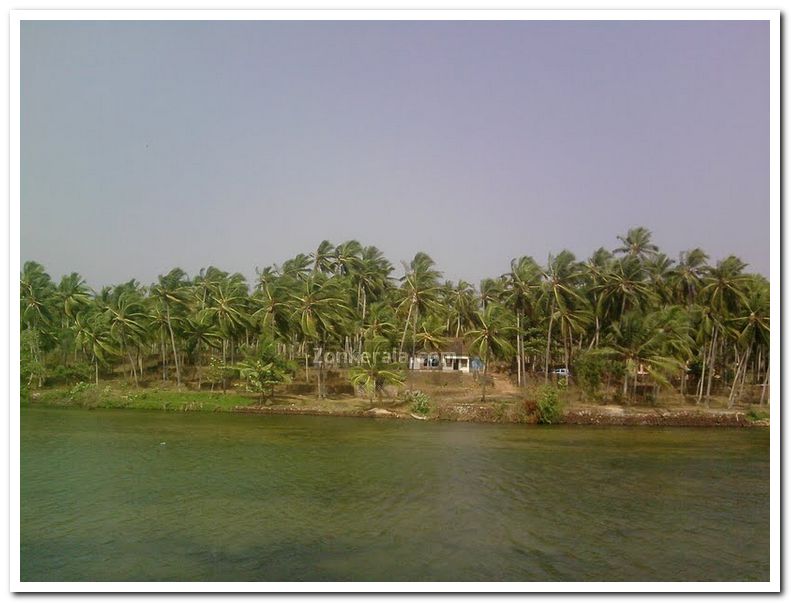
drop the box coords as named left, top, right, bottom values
left=20, top=329, right=46, bottom=397
left=536, top=385, right=563, bottom=424
left=746, top=408, right=770, bottom=422
left=403, top=390, right=431, bottom=415
left=18, top=229, right=770, bottom=408
left=205, top=357, right=237, bottom=393
left=236, top=345, right=294, bottom=403
left=349, top=338, right=405, bottom=403
left=68, top=381, right=93, bottom=401
left=237, top=359, right=292, bottom=403
left=49, top=363, right=93, bottom=385
left=573, top=350, right=608, bottom=400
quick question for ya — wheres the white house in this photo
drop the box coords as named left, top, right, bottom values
left=408, top=340, right=483, bottom=374
left=409, top=351, right=474, bottom=373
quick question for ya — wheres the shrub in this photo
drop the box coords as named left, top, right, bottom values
left=574, top=351, right=606, bottom=400
left=404, top=390, right=431, bottom=415
left=49, top=363, right=93, bottom=385
left=747, top=409, right=770, bottom=422
left=537, top=385, right=562, bottom=425
left=68, top=381, right=93, bottom=401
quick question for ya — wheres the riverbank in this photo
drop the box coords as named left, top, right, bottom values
left=25, top=382, right=770, bottom=427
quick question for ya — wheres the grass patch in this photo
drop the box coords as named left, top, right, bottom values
left=746, top=408, right=770, bottom=422
left=30, top=383, right=255, bottom=413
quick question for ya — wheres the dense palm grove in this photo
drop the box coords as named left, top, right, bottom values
left=20, top=228, right=769, bottom=406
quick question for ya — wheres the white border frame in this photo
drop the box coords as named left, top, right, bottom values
left=9, top=9, right=781, bottom=593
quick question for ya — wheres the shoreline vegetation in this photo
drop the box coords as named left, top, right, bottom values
left=21, top=227, right=769, bottom=428
left=25, top=386, right=770, bottom=427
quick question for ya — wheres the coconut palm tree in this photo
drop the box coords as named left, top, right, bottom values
left=349, top=337, right=405, bottom=403
left=441, top=279, right=477, bottom=339
left=614, top=226, right=659, bottom=260
left=726, top=277, right=769, bottom=406
left=104, top=291, right=148, bottom=386
left=671, top=248, right=709, bottom=306
left=311, top=240, right=336, bottom=274
left=20, top=261, right=57, bottom=333
left=150, top=268, right=190, bottom=387
left=397, top=252, right=442, bottom=356
left=290, top=274, right=346, bottom=398
left=501, top=256, right=542, bottom=386
left=608, top=309, right=688, bottom=403
left=581, top=247, right=614, bottom=349
left=698, top=256, right=751, bottom=401
left=182, top=308, right=223, bottom=389
left=466, top=303, right=514, bottom=402
left=73, top=310, right=117, bottom=385
left=541, top=251, right=582, bottom=381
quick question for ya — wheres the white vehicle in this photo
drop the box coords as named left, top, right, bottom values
left=552, top=368, right=571, bottom=377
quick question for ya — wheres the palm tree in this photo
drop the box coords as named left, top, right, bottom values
left=104, top=291, right=148, bottom=386
left=182, top=308, right=223, bottom=389
left=501, top=256, right=541, bottom=386
left=207, top=278, right=250, bottom=366
left=151, top=268, right=190, bottom=388
left=581, top=247, right=613, bottom=349
left=671, top=248, right=709, bottom=306
left=441, top=280, right=477, bottom=338
left=397, top=252, right=442, bottom=356
left=726, top=277, right=769, bottom=406
left=541, top=251, right=582, bottom=381
left=20, top=262, right=58, bottom=377
left=353, top=245, right=393, bottom=338
left=594, top=256, right=658, bottom=321
left=644, top=253, right=675, bottom=305
left=608, top=309, right=688, bottom=403
left=350, top=337, right=405, bottom=403
left=614, top=226, right=659, bottom=260
left=333, top=240, right=363, bottom=277
left=73, top=311, right=117, bottom=385
left=20, top=261, right=56, bottom=333
left=311, top=240, right=336, bottom=274
left=466, top=303, right=514, bottom=402
left=698, top=256, right=750, bottom=401
left=290, top=274, right=346, bottom=398
left=279, top=253, right=312, bottom=280
left=56, top=272, right=92, bottom=325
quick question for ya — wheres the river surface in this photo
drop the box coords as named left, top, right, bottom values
left=20, top=406, right=769, bottom=582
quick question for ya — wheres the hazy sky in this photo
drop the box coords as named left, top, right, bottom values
left=21, top=20, right=769, bottom=288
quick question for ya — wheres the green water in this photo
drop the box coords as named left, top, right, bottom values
left=20, top=406, right=769, bottom=582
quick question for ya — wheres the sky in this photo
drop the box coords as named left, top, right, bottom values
left=20, top=19, right=770, bottom=289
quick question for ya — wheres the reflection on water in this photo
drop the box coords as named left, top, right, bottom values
left=21, top=407, right=769, bottom=581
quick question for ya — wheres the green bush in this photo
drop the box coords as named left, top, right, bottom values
left=537, top=385, right=562, bottom=424
left=747, top=409, right=769, bottom=422
left=404, top=390, right=431, bottom=415
left=49, top=363, right=93, bottom=385
left=574, top=351, right=605, bottom=400
left=68, top=381, right=93, bottom=401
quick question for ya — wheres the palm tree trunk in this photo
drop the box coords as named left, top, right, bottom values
left=515, top=311, right=522, bottom=387
left=165, top=305, right=181, bottom=387
left=409, top=310, right=418, bottom=392
left=705, top=325, right=718, bottom=401
left=760, top=367, right=769, bottom=404
left=481, top=353, right=488, bottom=402
left=622, top=370, right=629, bottom=401
left=728, top=348, right=750, bottom=407
left=399, top=301, right=415, bottom=355
left=316, top=342, right=324, bottom=398
left=544, top=300, right=556, bottom=382
left=161, top=331, right=167, bottom=381
left=127, top=349, right=138, bottom=388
